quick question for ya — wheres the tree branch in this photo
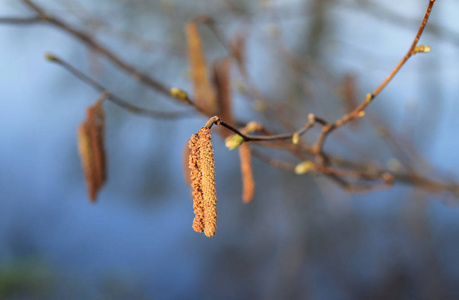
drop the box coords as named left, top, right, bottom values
left=19, top=0, right=208, bottom=116
left=45, top=53, right=193, bottom=119
left=0, top=16, right=41, bottom=25
left=313, top=0, right=436, bottom=154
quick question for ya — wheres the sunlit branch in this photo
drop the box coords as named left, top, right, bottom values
left=313, top=0, right=436, bottom=154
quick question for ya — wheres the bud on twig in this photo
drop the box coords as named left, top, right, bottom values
left=295, top=161, right=314, bottom=175
left=170, top=87, right=190, bottom=104
left=225, top=134, right=244, bottom=150
left=292, top=132, right=300, bottom=145
left=413, top=45, right=431, bottom=53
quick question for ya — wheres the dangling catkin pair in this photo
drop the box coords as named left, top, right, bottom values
left=189, top=127, right=217, bottom=237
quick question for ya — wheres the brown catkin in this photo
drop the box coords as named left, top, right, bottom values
left=189, top=133, right=204, bottom=233
left=186, top=22, right=217, bottom=115
left=88, top=105, right=106, bottom=188
left=198, top=127, right=217, bottom=237
left=78, top=124, right=95, bottom=199
left=78, top=101, right=106, bottom=203
left=239, top=143, right=254, bottom=203
left=212, top=58, right=233, bottom=138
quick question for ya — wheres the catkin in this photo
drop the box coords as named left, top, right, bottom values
left=239, top=143, right=254, bottom=203
left=198, top=127, right=217, bottom=237
left=189, top=133, right=204, bottom=233
left=78, top=101, right=106, bottom=203
left=189, top=127, right=217, bottom=237
left=186, top=22, right=217, bottom=115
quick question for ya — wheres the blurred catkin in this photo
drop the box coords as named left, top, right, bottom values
left=239, top=143, right=254, bottom=203
left=186, top=22, right=217, bottom=115
left=78, top=100, right=106, bottom=203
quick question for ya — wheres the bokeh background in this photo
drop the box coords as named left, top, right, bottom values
left=1, top=0, right=459, bottom=299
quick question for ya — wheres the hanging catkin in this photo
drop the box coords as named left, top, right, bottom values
left=189, top=127, right=217, bottom=237
left=78, top=100, right=106, bottom=202
left=189, top=133, right=204, bottom=233
left=239, top=143, right=254, bottom=203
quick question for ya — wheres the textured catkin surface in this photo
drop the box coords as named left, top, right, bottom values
left=189, top=133, right=204, bottom=233
left=198, top=127, right=217, bottom=237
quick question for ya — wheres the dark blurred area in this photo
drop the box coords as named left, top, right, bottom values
left=1, top=0, right=459, bottom=299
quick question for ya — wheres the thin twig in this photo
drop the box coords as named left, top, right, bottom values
left=46, top=54, right=193, bottom=119
left=0, top=16, right=41, bottom=25
left=252, top=148, right=394, bottom=194
left=19, top=0, right=207, bottom=116
left=313, top=0, right=436, bottom=154
left=209, top=114, right=319, bottom=142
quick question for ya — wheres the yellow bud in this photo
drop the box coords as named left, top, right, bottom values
left=295, top=161, right=314, bottom=175
left=170, top=88, right=189, bottom=103
left=225, top=134, right=244, bottom=150
left=357, top=111, right=365, bottom=118
left=44, top=53, right=59, bottom=62
left=245, top=121, right=262, bottom=134
left=365, top=93, right=373, bottom=103
left=292, top=132, right=299, bottom=145
left=414, top=45, right=431, bottom=53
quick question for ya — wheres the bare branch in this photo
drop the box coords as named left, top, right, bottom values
left=313, top=0, right=437, bottom=153
left=45, top=54, right=193, bottom=120
left=0, top=16, right=41, bottom=25
left=19, top=0, right=209, bottom=116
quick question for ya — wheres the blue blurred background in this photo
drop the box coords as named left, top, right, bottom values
left=1, top=0, right=459, bottom=299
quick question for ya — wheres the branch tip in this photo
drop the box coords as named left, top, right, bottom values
left=170, top=87, right=191, bottom=104
left=44, top=52, right=59, bottom=62
left=205, top=116, right=220, bottom=129
left=225, top=134, right=244, bottom=150
left=413, top=45, right=432, bottom=53
left=292, top=132, right=300, bottom=145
